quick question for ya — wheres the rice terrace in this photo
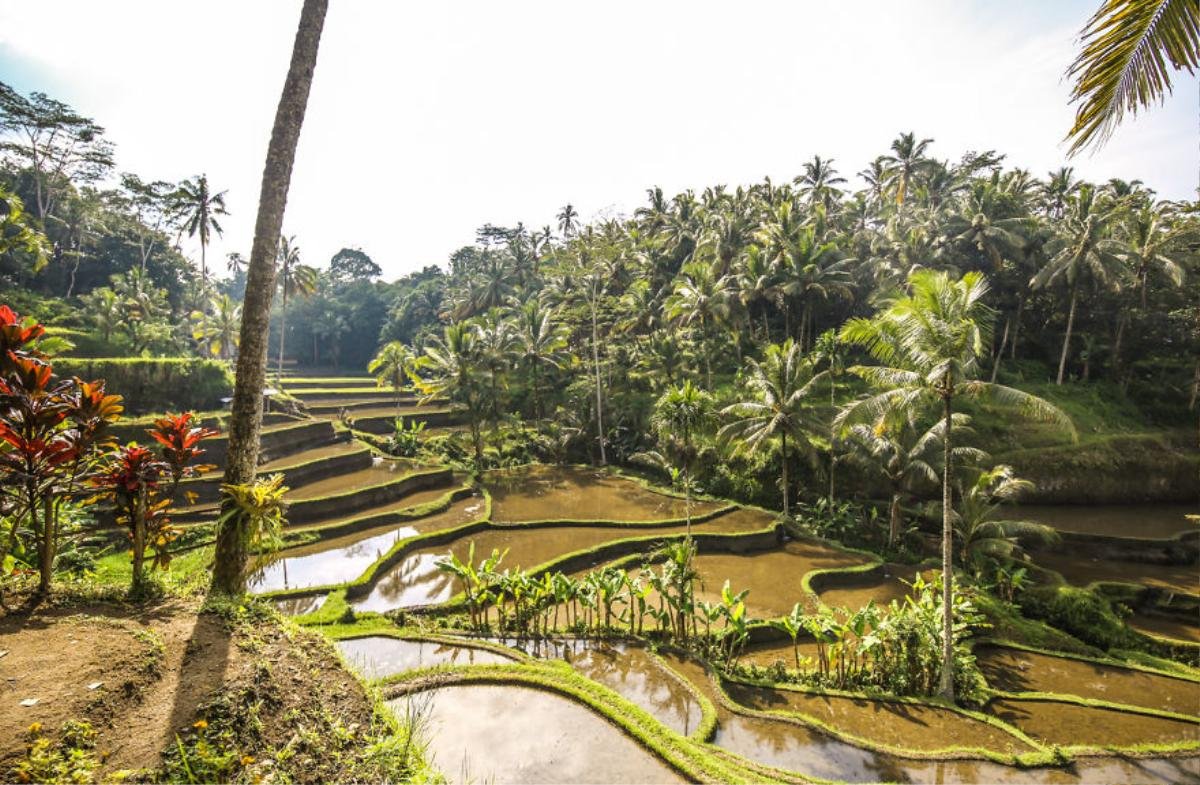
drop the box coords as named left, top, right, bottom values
left=0, top=1, right=1197, bottom=783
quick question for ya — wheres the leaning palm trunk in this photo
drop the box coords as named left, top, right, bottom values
left=1056, top=283, right=1078, bottom=385
left=277, top=287, right=289, bottom=380
left=939, top=396, right=955, bottom=700
left=211, top=0, right=328, bottom=595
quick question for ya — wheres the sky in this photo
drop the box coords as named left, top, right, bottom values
left=1, top=1, right=1196, bottom=281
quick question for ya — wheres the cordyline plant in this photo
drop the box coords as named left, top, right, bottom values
left=0, top=305, right=122, bottom=597
left=91, top=413, right=217, bottom=594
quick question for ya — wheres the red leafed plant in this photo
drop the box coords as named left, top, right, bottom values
left=0, top=306, right=122, bottom=596
left=92, top=412, right=217, bottom=593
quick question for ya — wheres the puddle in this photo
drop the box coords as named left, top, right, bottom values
left=990, top=698, right=1199, bottom=747
left=1017, top=505, right=1199, bottom=540
left=484, top=465, right=724, bottom=523
left=272, top=594, right=325, bottom=616
left=724, top=680, right=1032, bottom=754
left=336, top=636, right=512, bottom=678
left=690, top=540, right=872, bottom=619
left=388, top=684, right=686, bottom=783
left=1128, top=613, right=1200, bottom=644
left=491, top=638, right=703, bottom=736
left=352, top=514, right=768, bottom=613
left=978, top=645, right=1200, bottom=715
left=1036, top=552, right=1200, bottom=595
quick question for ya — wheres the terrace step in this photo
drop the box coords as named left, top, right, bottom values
left=205, top=419, right=340, bottom=465
left=180, top=439, right=373, bottom=505
left=351, top=407, right=462, bottom=434
left=304, top=397, right=419, bottom=415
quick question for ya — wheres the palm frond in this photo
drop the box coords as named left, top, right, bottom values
left=1066, top=0, right=1200, bottom=154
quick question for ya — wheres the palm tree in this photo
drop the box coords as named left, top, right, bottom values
left=775, top=225, right=854, bottom=352
left=368, top=340, right=415, bottom=412
left=720, top=339, right=824, bottom=517
left=275, top=234, right=318, bottom=379
left=1065, top=0, right=1199, bottom=154
left=1118, top=203, right=1189, bottom=307
left=211, top=0, right=328, bottom=596
left=173, top=173, right=228, bottom=281
left=516, top=300, right=571, bottom=419
left=794, top=155, right=846, bottom=212
left=839, top=269, right=1073, bottom=700
left=557, top=203, right=579, bottom=237
left=663, top=260, right=734, bottom=389
left=844, top=414, right=985, bottom=548
left=881, top=132, right=935, bottom=207
left=190, top=294, right=242, bottom=359
left=1039, top=167, right=1080, bottom=219
left=734, top=244, right=779, bottom=342
left=226, top=252, right=246, bottom=275
left=651, top=381, right=713, bottom=535
left=1031, top=185, right=1127, bottom=385
left=415, top=322, right=485, bottom=462
left=473, top=310, right=517, bottom=427
left=951, top=465, right=1059, bottom=572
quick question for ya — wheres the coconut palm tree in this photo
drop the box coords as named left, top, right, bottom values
left=173, top=173, right=228, bottom=281
left=1118, top=203, right=1190, bottom=307
left=515, top=300, right=571, bottom=419
left=651, top=381, right=713, bottom=535
left=775, top=225, right=854, bottom=352
left=190, top=294, right=242, bottom=359
left=950, top=465, right=1059, bottom=572
left=839, top=269, right=1073, bottom=700
left=368, top=340, right=415, bottom=412
left=557, top=203, right=580, bottom=237
left=212, top=0, right=328, bottom=596
left=663, top=260, right=734, bottom=389
left=275, top=234, right=318, bottom=379
left=881, top=132, right=935, bottom=207
left=720, top=339, right=824, bottom=517
left=1065, top=0, right=1199, bottom=154
left=414, top=322, right=485, bottom=462
left=1030, top=185, right=1127, bottom=384
left=794, top=155, right=846, bottom=212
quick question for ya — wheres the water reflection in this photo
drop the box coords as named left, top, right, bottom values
left=337, top=636, right=512, bottom=679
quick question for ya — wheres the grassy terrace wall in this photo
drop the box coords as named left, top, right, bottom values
left=56, top=357, right=233, bottom=414
left=180, top=437, right=371, bottom=505
left=286, top=467, right=454, bottom=525
left=1045, top=529, right=1200, bottom=566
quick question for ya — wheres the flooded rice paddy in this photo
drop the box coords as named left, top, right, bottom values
left=1036, top=551, right=1200, bottom=594
left=336, top=636, right=513, bottom=679
left=1017, top=504, right=1198, bottom=540
left=484, top=464, right=726, bottom=523
left=387, top=684, right=686, bottom=784
left=977, top=645, right=1200, bottom=714
left=1128, top=613, right=1200, bottom=643
left=989, top=698, right=1199, bottom=747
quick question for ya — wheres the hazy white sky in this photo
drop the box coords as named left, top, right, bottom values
left=1, top=1, right=1196, bottom=280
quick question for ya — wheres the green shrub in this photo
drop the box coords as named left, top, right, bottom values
left=1018, top=585, right=1135, bottom=650
left=54, top=358, right=232, bottom=414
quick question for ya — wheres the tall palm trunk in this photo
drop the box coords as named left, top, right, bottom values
left=1010, top=293, right=1024, bottom=360
left=1056, top=283, right=1079, bottom=385
left=590, top=281, right=606, bottom=465
left=780, top=430, right=789, bottom=517
left=211, top=0, right=328, bottom=596
left=938, top=395, right=955, bottom=701
left=990, top=315, right=1010, bottom=384
left=888, top=491, right=902, bottom=548
left=1111, top=310, right=1127, bottom=379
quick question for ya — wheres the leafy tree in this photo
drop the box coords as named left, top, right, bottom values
left=414, top=322, right=485, bottom=462
left=650, top=380, right=713, bottom=534
left=368, top=340, right=416, bottom=411
left=839, top=269, right=1073, bottom=700
left=190, top=294, right=242, bottom=359
left=949, top=465, right=1059, bottom=573
left=515, top=300, right=571, bottom=419
left=275, top=234, right=318, bottom=377
left=329, top=246, right=381, bottom=283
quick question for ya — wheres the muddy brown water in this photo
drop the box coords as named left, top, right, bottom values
left=724, top=680, right=1033, bottom=753
left=661, top=652, right=1200, bottom=783
left=1128, top=613, right=1200, bottom=644
left=351, top=511, right=771, bottom=613
left=690, top=540, right=873, bottom=619
left=489, top=638, right=704, bottom=736
left=336, top=636, right=513, bottom=679
left=250, top=498, right=486, bottom=594
left=387, top=684, right=686, bottom=784
left=816, top=563, right=935, bottom=612
left=977, top=645, right=1200, bottom=715
left=484, top=464, right=725, bottom=523
left=1017, top=504, right=1199, bottom=540
left=1036, top=552, right=1200, bottom=594
left=285, top=458, right=427, bottom=501
left=990, top=698, right=1199, bottom=747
